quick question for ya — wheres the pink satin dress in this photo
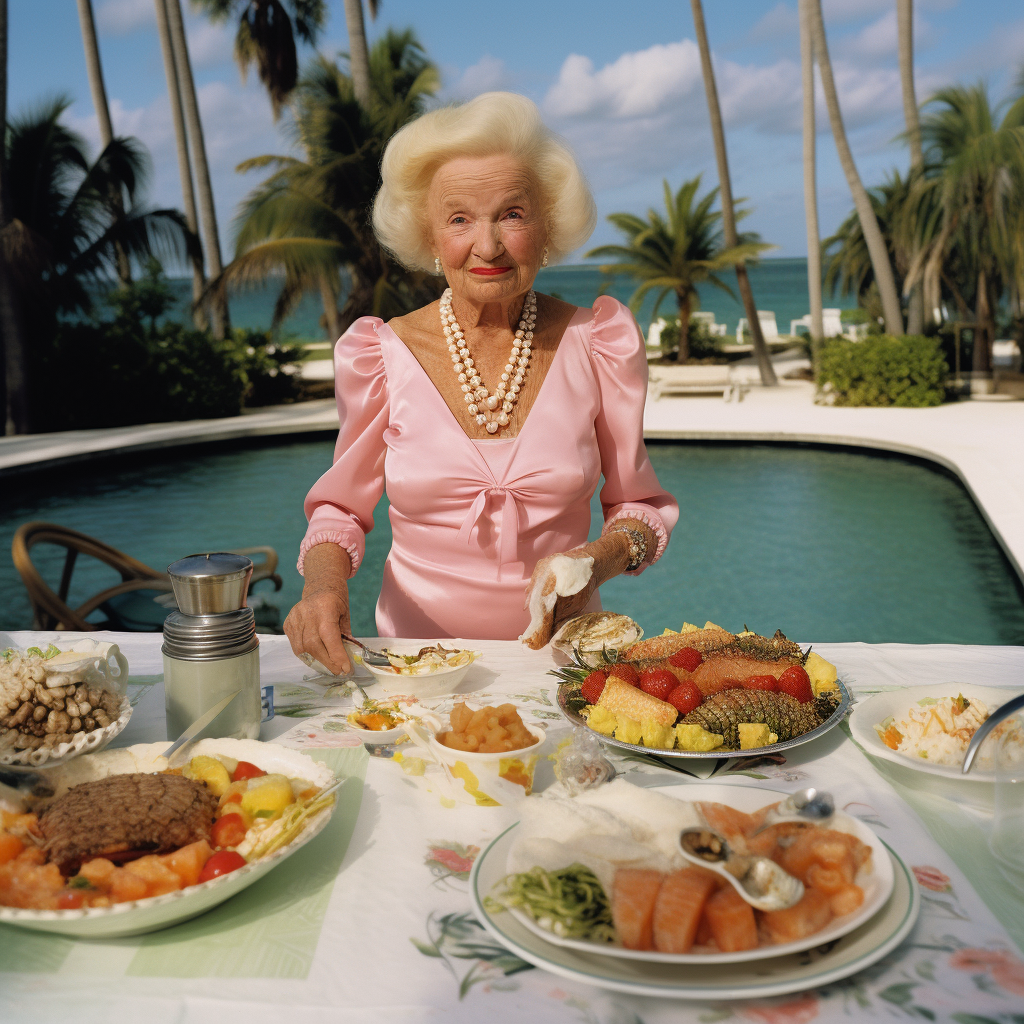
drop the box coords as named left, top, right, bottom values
left=299, top=296, right=679, bottom=639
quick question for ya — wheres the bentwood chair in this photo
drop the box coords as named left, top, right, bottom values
left=12, top=521, right=283, bottom=631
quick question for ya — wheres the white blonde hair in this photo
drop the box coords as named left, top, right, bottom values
left=373, top=92, right=597, bottom=272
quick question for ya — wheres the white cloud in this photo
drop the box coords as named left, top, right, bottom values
left=186, top=20, right=235, bottom=69
left=821, top=0, right=891, bottom=24
left=749, top=3, right=799, bottom=43
left=96, top=0, right=153, bottom=35
left=448, top=55, right=511, bottom=99
left=839, top=9, right=935, bottom=62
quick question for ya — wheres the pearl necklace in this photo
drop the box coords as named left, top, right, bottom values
left=440, top=287, right=537, bottom=435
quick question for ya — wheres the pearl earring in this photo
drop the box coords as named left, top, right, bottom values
left=435, top=256, right=442, bottom=274
left=541, top=246, right=549, bottom=267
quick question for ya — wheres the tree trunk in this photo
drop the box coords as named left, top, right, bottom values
left=0, top=0, right=29, bottom=434
left=677, top=293, right=692, bottom=362
left=897, top=0, right=925, bottom=334
left=319, top=273, right=341, bottom=341
left=973, top=269, right=992, bottom=375
left=808, top=0, right=904, bottom=336
left=165, top=0, right=229, bottom=339
left=342, top=0, right=373, bottom=106
left=690, top=0, right=777, bottom=385
left=799, top=0, right=823, bottom=366
left=154, top=0, right=207, bottom=330
left=77, top=0, right=132, bottom=284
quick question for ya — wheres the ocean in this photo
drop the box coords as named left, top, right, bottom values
left=155, top=258, right=854, bottom=342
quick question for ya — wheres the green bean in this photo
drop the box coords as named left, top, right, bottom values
left=484, top=863, right=616, bottom=943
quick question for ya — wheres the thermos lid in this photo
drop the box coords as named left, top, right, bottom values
left=167, top=553, right=253, bottom=616
left=162, top=607, right=259, bottom=661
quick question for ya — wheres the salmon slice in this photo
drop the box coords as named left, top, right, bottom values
left=697, top=801, right=759, bottom=838
left=689, top=656, right=800, bottom=696
left=761, top=887, right=832, bottom=944
left=704, top=885, right=759, bottom=952
left=612, top=869, right=664, bottom=950
left=652, top=867, right=717, bottom=953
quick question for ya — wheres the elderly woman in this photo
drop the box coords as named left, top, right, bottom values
left=285, top=92, right=678, bottom=674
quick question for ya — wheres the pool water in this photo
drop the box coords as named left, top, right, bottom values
left=1, top=440, right=1022, bottom=645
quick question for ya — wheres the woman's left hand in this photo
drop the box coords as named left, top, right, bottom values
left=521, top=519, right=656, bottom=649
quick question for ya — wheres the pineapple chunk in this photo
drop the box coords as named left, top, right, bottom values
left=183, top=755, right=231, bottom=798
left=680, top=622, right=700, bottom=633
left=583, top=705, right=618, bottom=736
left=240, top=774, right=295, bottom=820
left=738, top=723, right=778, bottom=749
left=805, top=652, right=838, bottom=696
left=675, top=723, right=724, bottom=751
left=614, top=716, right=643, bottom=745
left=641, top=718, right=676, bottom=750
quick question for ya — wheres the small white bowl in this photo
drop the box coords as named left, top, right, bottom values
left=345, top=711, right=408, bottom=745
left=359, top=644, right=478, bottom=697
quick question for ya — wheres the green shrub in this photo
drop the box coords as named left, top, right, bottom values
left=226, top=329, right=304, bottom=408
left=817, top=335, right=948, bottom=407
left=655, top=318, right=723, bottom=361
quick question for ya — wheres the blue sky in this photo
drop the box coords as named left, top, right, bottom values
left=9, top=0, right=1024, bottom=264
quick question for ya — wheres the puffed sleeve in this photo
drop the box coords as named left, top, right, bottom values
left=588, top=296, right=679, bottom=571
left=297, top=317, right=388, bottom=578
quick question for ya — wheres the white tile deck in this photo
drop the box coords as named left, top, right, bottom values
left=1, top=383, right=1022, bottom=582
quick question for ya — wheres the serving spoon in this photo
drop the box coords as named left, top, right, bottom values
left=750, top=787, right=835, bottom=835
left=678, top=827, right=805, bottom=911
left=962, top=692, right=1024, bottom=774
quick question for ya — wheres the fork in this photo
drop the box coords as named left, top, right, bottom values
left=339, top=633, right=393, bottom=668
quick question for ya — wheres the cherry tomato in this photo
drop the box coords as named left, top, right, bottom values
left=231, top=761, right=267, bottom=782
left=211, top=812, right=248, bottom=849
left=668, top=647, right=703, bottom=672
left=198, top=850, right=247, bottom=883
left=666, top=680, right=704, bottom=715
left=639, top=669, right=677, bottom=701
left=743, top=674, right=779, bottom=692
left=57, top=890, right=85, bottom=910
left=778, top=665, right=813, bottom=703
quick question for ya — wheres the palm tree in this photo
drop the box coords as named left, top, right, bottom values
left=219, top=29, right=440, bottom=334
left=587, top=177, right=771, bottom=363
left=0, top=0, right=30, bottom=433
left=154, top=0, right=207, bottom=328
left=897, top=0, right=925, bottom=333
left=799, top=0, right=823, bottom=356
left=342, top=0, right=378, bottom=107
left=909, top=84, right=1024, bottom=373
left=689, top=0, right=776, bottom=385
left=77, top=0, right=132, bottom=285
left=164, top=0, right=230, bottom=338
left=807, top=0, right=904, bottom=335
left=2, top=99, right=196, bottom=328
left=193, top=0, right=326, bottom=116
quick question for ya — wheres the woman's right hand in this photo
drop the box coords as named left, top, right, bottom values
left=284, top=543, right=354, bottom=675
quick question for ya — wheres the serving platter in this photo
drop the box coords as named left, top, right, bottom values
left=555, top=678, right=852, bottom=760
left=488, top=783, right=892, bottom=965
left=848, top=683, right=1022, bottom=783
left=470, top=783, right=919, bottom=1000
left=0, top=738, right=340, bottom=938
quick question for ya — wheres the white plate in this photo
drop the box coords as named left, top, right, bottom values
left=0, top=738, right=340, bottom=938
left=849, top=684, right=1022, bottom=783
left=471, top=802, right=919, bottom=999
left=476, top=783, right=892, bottom=966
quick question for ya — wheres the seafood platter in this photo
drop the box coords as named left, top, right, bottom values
left=550, top=613, right=850, bottom=759
left=472, top=778, right=918, bottom=999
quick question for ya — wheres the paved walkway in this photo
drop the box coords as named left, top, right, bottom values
left=2, top=382, right=1022, bottom=582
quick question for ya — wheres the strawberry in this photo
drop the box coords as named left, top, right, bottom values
left=778, top=665, right=813, bottom=703
left=743, top=674, right=779, bottom=692
left=607, top=663, right=641, bottom=687
left=668, top=647, right=703, bottom=672
left=666, top=680, right=704, bottom=716
left=639, top=669, right=677, bottom=701
left=581, top=670, right=607, bottom=705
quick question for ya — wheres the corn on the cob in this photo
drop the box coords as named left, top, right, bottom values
left=597, top=678, right=677, bottom=726
left=681, top=690, right=824, bottom=748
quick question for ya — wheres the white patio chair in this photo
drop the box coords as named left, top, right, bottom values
left=648, top=364, right=744, bottom=402
left=736, top=311, right=779, bottom=343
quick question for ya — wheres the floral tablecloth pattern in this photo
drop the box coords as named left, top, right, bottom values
left=1, top=631, right=1022, bottom=1023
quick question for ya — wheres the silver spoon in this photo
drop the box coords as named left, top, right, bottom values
left=751, top=787, right=835, bottom=835
left=962, top=692, right=1024, bottom=774
left=679, top=827, right=805, bottom=911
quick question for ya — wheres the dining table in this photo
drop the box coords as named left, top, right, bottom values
left=1, top=628, right=1023, bottom=1023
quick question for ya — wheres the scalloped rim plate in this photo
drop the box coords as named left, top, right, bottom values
left=556, top=679, right=851, bottom=759
left=0, top=738, right=339, bottom=938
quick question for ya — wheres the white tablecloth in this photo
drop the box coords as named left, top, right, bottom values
left=2, top=631, right=1023, bottom=1023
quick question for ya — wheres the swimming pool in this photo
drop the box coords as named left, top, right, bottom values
left=1, top=439, right=1022, bottom=645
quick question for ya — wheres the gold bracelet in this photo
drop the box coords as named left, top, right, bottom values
left=608, top=524, right=648, bottom=571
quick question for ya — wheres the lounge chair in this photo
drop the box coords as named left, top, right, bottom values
left=12, top=522, right=283, bottom=631
left=648, top=364, right=744, bottom=402
left=789, top=309, right=845, bottom=338
left=736, top=311, right=780, bottom=343
left=691, top=311, right=728, bottom=337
